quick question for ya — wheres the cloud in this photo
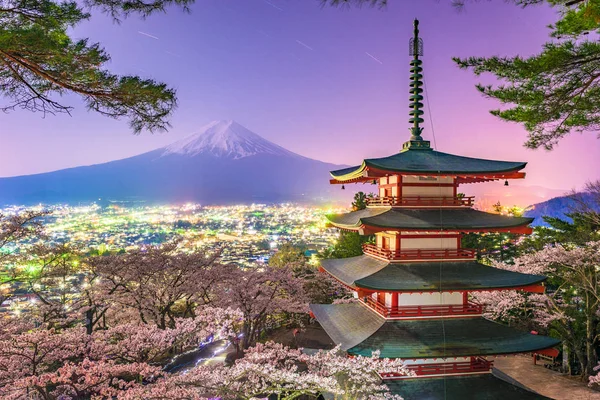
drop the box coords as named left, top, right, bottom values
left=295, top=40, right=314, bottom=51
left=138, top=31, right=159, bottom=40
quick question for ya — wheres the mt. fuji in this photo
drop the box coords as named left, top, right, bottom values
left=0, top=121, right=345, bottom=205
left=162, top=120, right=297, bottom=160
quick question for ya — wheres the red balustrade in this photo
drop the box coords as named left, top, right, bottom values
left=362, top=244, right=476, bottom=261
left=381, top=357, right=493, bottom=379
left=363, top=297, right=484, bottom=318
left=366, top=196, right=474, bottom=207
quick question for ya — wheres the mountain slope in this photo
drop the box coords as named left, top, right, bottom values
left=162, top=120, right=297, bottom=159
left=0, top=121, right=345, bottom=205
left=523, top=193, right=599, bottom=226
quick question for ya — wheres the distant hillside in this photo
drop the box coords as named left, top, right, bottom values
left=0, top=120, right=350, bottom=206
left=524, top=193, right=598, bottom=226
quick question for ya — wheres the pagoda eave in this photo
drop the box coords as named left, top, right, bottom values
left=330, top=170, right=526, bottom=185
left=310, top=303, right=560, bottom=359
left=327, top=208, right=534, bottom=235
left=319, top=256, right=547, bottom=293
left=384, top=374, right=551, bottom=399
left=329, top=151, right=527, bottom=183
left=331, top=224, right=533, bottom=235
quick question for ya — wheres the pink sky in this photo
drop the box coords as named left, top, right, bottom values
left=0, top=0, right=598, bottom=192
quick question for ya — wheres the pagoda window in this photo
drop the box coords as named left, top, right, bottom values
left=397, top=292, right=463, bottom=307
left=385, top=292, right=394, bottom=307
left=400, top=237, right=457, bottom=250
left=376, top=233, right=397, bottom=250
left=409, top=357, right=471, bottom=366
left=401, top=176, right=456, bottom=198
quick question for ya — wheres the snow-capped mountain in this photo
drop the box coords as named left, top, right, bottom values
left=162, top=120, right=297, bottom=159
left=0, top=121, right=345, bottom=205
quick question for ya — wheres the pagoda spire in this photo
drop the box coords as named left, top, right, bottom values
left=403, top=19, right=431, bottom=151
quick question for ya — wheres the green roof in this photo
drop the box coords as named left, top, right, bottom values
left=385, top=374, right=550, bottom=400
left=330, top=149, right=526, bottom=181
left=327, top=208, right=533, bottom=231
left=320, top=256, right=547, bottom=291
left=310, top=303, right=560, bottom=358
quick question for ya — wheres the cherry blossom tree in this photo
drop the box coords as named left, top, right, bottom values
left=90, top=307, right=242, bottom=364
left=85, top=242, right=234, bottom=329
left=19, top=243, right=84, bottom=328
left=475, top=241, right=600, bottom=377
left=122, top=342, right=411, bottom=400
left=0, top=306, right=242, bottom=399
left=1, top=215, right=409, bottom=398
left=589, top=364, right=600, bottom=387
left=0, top=210, right=48, bottom=307
left=217, top=266, right=308, bottom=351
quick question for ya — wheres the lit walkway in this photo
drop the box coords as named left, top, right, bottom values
left=494, top=356, right=600, bottom=400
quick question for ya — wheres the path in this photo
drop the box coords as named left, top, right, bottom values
left=494, top=356, right=600, bottom=400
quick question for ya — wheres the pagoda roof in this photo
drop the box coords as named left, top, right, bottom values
left=330, top=149, right=527, bottom=183
left=320, top=256, right=547, bottom=292
left=327, top=208, right=533, bottom=233
left=385, top=374, right=550, bottom=400
left=310, top=303, right=560, bottom=358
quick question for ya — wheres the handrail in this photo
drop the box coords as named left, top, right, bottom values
left=363, top=297, right=484, bottom=318
left=366, top=196, right=475, bottom=207
left=381, top=357, right=493, bottom=379
left=362, top=244, right=476, bottom=261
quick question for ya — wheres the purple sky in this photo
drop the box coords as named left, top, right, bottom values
left=1, top=0, right=598, bottom=192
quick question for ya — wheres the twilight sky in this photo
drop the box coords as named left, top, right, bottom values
left=1, top=0, right=599, bottom=192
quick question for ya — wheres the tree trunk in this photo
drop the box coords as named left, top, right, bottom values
left=85, top=309, right=93, bottom=335
left=563, top=343, right=571, bottom=374
left=585, top=310, right=597, bottom=378
left=574, top=346, right=586, bottom=378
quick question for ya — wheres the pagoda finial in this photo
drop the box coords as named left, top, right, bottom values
left=403, top=18, right=431, bottom=151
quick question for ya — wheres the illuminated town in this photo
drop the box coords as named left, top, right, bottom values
left=0, top=202, right=346, bottom=314
left=1, top=202, right=344, bottom=265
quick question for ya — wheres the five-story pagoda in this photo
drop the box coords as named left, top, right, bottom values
left=310, top=19, right=560, bottom=399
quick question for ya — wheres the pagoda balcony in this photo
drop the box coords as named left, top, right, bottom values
left=366, top=196, right=475, bottom=208
left=381, top=357, right=493, bottom=379
left=362, top=244, right=476, bottom=261
left=363, top=297, right=484, bottom=319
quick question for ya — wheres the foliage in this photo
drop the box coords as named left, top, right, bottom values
left=454, top=0, right=600, bottom=149
left=123, top=342, right=410, bottom=400
left=217, top=265, right=308, bottom=351
left=0, top=211, right=408, bottom=399
left=351, top=191, right=374, bottom=211
left=0, top=308, right=241, bottom=399
left=461, top=232, right=521, bottom=262
left=321, top=231, right=373, bottom=259
left=570, top=180, right=600, bottom=227
left=475, top=241, right=600, bottom=378
left=0, top=210, right=48, bottom=307
left=84, top=242, right=233, bottom=329
left=270, top=244, right=348, bottom=304
left=0, top=0, right=186, bottom=132
left=269, top=243, right=307, bottom=268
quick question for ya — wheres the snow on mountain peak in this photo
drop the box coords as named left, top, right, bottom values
left=162, top=120, right=296, bottom=159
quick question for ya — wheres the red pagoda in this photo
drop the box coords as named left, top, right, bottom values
left=310, top=20, right=560, bottom=399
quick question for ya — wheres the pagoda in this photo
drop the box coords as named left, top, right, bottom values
left=310, top=20, right=560, bottom=399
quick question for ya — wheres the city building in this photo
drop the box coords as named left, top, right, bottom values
left=309, top=19, right=560, bottom=399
